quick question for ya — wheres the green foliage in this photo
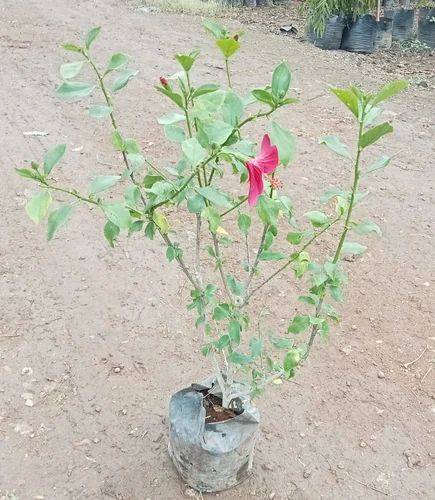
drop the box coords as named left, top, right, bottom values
left=15, top=24, right=406, bottom=407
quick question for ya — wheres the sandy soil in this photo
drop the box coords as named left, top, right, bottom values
left=1, top=1, right=434, bottom=499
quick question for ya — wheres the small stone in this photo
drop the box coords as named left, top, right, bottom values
left=269, top=492, right=276, bottom=499
left=337, top=462, right=345, bottom=470
left=378, top=371, right=385, bottom=379
left=114, top=367, right=121, bottom=373
left=299, top=432, right=306, bottom=438
left=93, top=437, right=100, bottom=443
left=184, top=488, right=197, bottom=497
left=340, top=345, right=352, bottom=355
left=21, top=392, right=33, bottom=400
left=303, top=469, right=312, bottom=478
left=351, top=325, right=357, bottom=331
left=25, top=399, right=34, bottom=407
left=34, top=496, right=45, bottom=499
left=261, top=463, right=274, bottom=471
left=360, top=440, right=367, bottom=448
left=376, top=407, right=384, bottom=415
left=95, top=406, right=101, bottom=413
left=121, top=408, right=127, bottom=415
left=75, top=438, right=91, bottom=446
left=423, top=282, right=430, bottom=287
left=22, top=367, right=33, bottom=375
left=346, top=380, right=351, bottom=387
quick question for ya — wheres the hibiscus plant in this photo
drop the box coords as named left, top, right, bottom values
left=16, top=21, right=406, bottom=409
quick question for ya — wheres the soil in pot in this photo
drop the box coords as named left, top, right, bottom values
left=418, top=8, right=435, bottom=48
left=385, top=9, right=415, bottom=42
left=168, top=378, right=260, bottom=493
left=341, top=15, right=377, bottom=54
left=374, top=16, right=393, bottom=50
left=308, top=15, right=346, bottom=50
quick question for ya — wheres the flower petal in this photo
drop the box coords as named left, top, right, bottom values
left=257, top=133, right=279, bottom=174
left=246, top=161, right=264, bottom=207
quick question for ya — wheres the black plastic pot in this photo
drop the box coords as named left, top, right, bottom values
left=308, top=15, right=346, bottom=51
left=385, top=9, right=415, bottom=41
left=374, top=17, right=393, bottom=50
left=418, top=8, right=435, bottom=48
left=341, top=15, right=377, bottom=54
left=168, top=378, right=260, bottom=493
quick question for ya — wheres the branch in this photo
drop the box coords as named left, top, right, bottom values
left=212, top=233, right=233, bottom=303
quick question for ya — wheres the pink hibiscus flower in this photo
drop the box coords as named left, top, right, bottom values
left=246, top=134, right=279, bottom=206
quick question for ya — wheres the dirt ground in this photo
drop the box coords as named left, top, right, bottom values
left=1, top=1, right=435, bottom=499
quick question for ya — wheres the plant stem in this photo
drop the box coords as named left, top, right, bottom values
left=46, top=185, right=99, bottom=206
left=303, top=118, right=365, bottom=361
left=194, top=214, right=203, bottom=288
left=244, top=218, right=341, bottom=305
left=225, top=58, right=232, bottom=88
left=160, top=231, right=199, bottom=289
left=212, top=234, right=233, bottom=303
left=245, top=224, right=269, bottom=295
left=220, top=196, right=247, bottom=218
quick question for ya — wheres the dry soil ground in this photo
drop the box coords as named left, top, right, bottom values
left=1, top=1, right=435, bottom=499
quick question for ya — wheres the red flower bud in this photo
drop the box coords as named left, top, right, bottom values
left=159, top=76, right=169, bottom=87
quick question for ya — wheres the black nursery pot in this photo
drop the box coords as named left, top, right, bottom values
left=418, top=8, right=435, bottom=49
left=374, top=17, right=393, bottom=51
left=168, top=378, right=260, bottom=493
left=341, top=15, right=377, bottom=54
left=308, top=15, right=346, bottom=50
left=385, top=9, right=415, bottom=42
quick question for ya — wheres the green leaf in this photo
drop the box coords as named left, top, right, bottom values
left=166, top=244, right=182, bottom=262
left=15, top=168, right=41, bottom=181
left=25, top=190, right=52, bottom=223
left=128, top=220, right=144, bottom=237
left=112, top=69, right=138, bottom=92
left=352, top=221, right=382, bottom=236
left=63, top=43, right=82, bottom=53
left=288, top=315, right=310, bottom=334
left=319, top=135, right=352, bottom=160
left=144, top=221, right=156, bottom=240
left=44, top=144, right=66, bottom=175
left=271, top=62, right=291, bottom=101
left=187, top=194, right=205, bottom=214
left=182, top=138, right=206, bottom=166
left=111, top=130, right=124, bottom=151
left=250, top=338, right=263, bottom=358
left=60, top=61, right=84, bottom=80
left=47, top=204, right=73, bottom=241
left=330, top=87, right=359, bottom=118
left=259, top=251, right=287, bottom=261
left=201, top=206, right=221, bottom=233
left=359, top=122, right=393, bottom=149
left=85, top=27, right=101, bottom=49
left=226, top=275, right=245, bottom=296
left=270, top=336, right=294, bottom=350
left=90, top=175, right=121, bottom=194
left=102, top=203, right=131, bottom=229
left=56, top=81, right=95, bottom=100
left=157, top=113, right=185, bottom=125
left=222, top=91, right=244, bottom=126
left=228, top=320, right=241, bottom=345
left=197, top=187, right=231, bottom=208
left=216, top=38, right=240, bottom=58
left=216, top=334, right=231, bottom=350
left=126, top=153, right=144, bottom=170
left=124, top=185, right=141, bottom=206
left=89, top=105, right=113, bottom=118
left=341, top=241, right=367, bottom=255
left=192, top=84, right=219, bottom=98
left=104, top=220, right=120, bottom=247
left=152, top=211, right=170, bottom=234
left=237, top=213, right=251, bottom=235
left=203, top=19, right=228, bottom=39
left=213, top=303, right=231, bottom=321
left=269, top=121, right=296, bottom=166
left=200, top=120, right=234, bottom=145
left=106, top=52, right=129, bottom=72
left=164, top=124, right=186, bottom=144
left=298, top=295, right=318, bottom=306
left=304, top=211, right=329, bottom=228
left=284, top=350, right=300, bottom=371
left=252, top=89, right=275, bottom=106
left=257, top=195, right=279, bottom=226
left=175, top=52, right=199, bottom=72
left=366, top=155, right=391, bottom=174
left=286, top=232, right=304, bottom=245
left=156, top=86, right=184, bottom=108
left=371, top=80, right=408, bottom=106
left=228, top=352, right=252, bottom=365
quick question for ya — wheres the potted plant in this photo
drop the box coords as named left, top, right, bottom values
left=15, top=20, right=407, bottom=493
left=303, top=0, right=348, bottom=50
